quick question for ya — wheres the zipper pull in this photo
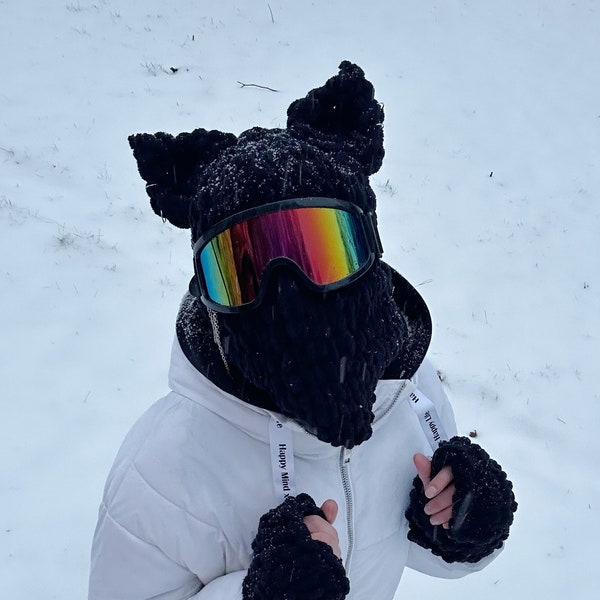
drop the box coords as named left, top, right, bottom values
left=342, top=447, right=352, bottom=465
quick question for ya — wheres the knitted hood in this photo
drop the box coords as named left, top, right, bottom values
left=129, top=61, right=431, bottom=447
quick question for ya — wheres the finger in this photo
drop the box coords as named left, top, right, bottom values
left=303, top=514, right=334, bottom=535
left=428, top=505, right=453, bottom=527
left=320, top=499, right=338, bottom=525
left=303, top=514, right=322, bottom=534
left=303, top=515, right=341, bottom=559
left=311, top=531, right=342, bottom=559
left=424, top=465, right=454, bottom=499
left=413, top=453, right=432, bottom=488
left=424, top=484, right=455, bottom=516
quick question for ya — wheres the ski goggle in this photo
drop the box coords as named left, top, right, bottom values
left=191, top=197, right=383, bottom=313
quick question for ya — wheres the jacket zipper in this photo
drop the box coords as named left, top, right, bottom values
left=373, top=380, right=407, bottom=425
left=338, top=381, right=406, bottom=574
left=339, top=446, right=354, bottom=573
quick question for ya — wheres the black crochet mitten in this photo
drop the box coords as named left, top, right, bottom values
left=243, top=493, right=350, bottom=600
left=405, top=436, right=517, bottom=563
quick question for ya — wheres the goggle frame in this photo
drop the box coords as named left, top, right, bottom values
left=191, top=197, right=383, bottom=313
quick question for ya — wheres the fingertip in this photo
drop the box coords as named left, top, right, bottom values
left=413, top=453, right=429, bottom=468
left=321, top=499, right=338, bottom=524
left=413, top=453, right=432, bottom=482
left=424, top=485, right=437, bottom=499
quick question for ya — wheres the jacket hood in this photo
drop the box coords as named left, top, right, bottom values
left=167, top=332, right=413, bottom=457
left=382, top=266, right=432, bottom=379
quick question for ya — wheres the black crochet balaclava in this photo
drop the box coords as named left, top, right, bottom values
left=129, top=61, right=432, bottom=448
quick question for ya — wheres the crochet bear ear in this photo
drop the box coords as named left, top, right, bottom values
left=128, top=128, right=237, bottom=228
left=286, top=61, right=385, bottom=175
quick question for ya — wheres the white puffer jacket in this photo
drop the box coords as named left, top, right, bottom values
left=89, top=338, right=497, bottom=599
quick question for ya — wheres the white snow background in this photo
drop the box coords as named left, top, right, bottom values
left=1, top=1, right=599, bottom=598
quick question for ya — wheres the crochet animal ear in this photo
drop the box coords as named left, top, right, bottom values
left=128, top=128, right=237, bottom=228
left=286, top=61, right=385, bottom=175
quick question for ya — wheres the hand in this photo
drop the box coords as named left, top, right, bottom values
left=413, top=453, right=456, bottom=528
left=303, top=499, right=342, bottom=558
left=244, top=494, right=349, bottom=600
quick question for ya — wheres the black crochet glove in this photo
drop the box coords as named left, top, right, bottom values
left=405, top=436, right=517, bottom=563
left=243, top=493, right=350, bottom=600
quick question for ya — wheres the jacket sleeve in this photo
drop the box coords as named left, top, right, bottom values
left=89, top=493, right=349, bottom=600
left=406, top=542, right=502, bottom=578
left=404, top=359, right=510, bottom=577
left=89, top=501, right=246, bottom=600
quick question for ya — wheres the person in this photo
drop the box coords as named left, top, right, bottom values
left=88, top=61, right=517, bottom=600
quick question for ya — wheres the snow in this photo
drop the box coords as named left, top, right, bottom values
left=1, top=1, right=599, bottom=598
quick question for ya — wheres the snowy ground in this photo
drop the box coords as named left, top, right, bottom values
left=1, top=1, right=599, bottom=598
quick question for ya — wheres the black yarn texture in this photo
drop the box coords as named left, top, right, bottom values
left=129, top=61, right=431, bottom=448
left=242, top=494, right=350, bottom=600
left=405, top=436, right=518, bottom=563
left=128, top=61, right=432, bottom=447
left=128, top=129, right=236, bottom=228
left=219, top=262, right=403, bottom=448
left=175, top=260, right=432, bottom=447
left=188, top=62, right=383, bottom=246
left=188, top=63, right=420, bottom=447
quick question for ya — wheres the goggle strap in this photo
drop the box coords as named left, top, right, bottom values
left=367, top=212, right=384, bottom=257
left=189, top=275, right=201, bottom=298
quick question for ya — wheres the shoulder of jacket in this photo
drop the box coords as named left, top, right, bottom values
left=102, top=392, right=196, bottom=502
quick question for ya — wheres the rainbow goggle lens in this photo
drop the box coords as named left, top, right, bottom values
left=191, top=197, right=383, bottom=313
